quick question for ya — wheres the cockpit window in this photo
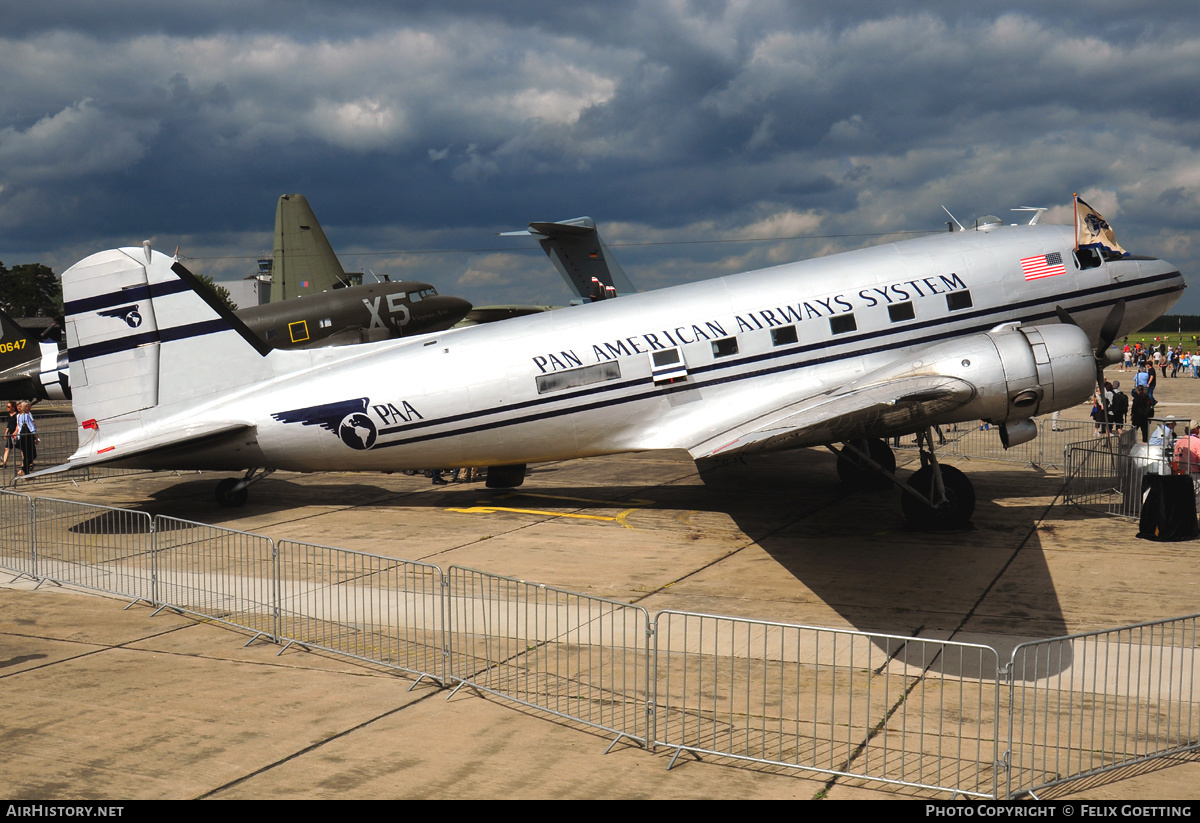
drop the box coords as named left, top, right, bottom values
left=1075, top=248, right=1102, bottom=270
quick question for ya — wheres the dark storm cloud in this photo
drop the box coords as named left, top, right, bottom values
left=1, top=1, right=1198, bottom=309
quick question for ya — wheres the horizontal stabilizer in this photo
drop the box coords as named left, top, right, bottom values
left=25, top=420, right=253, bottom=478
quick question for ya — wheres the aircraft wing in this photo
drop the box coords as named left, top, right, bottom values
left=25, top=420, right=254, bottom=478
left=689, top=375, right=975, bottom=459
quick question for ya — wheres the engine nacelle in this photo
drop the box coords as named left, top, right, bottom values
left=861, top=323, right=1097, bottom=426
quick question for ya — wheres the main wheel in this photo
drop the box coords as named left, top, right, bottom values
left=215, top=477, right=249, bottom=508
left=901, top=464, right=975, bottom=530
left=836, top=438, right=896, bottom=491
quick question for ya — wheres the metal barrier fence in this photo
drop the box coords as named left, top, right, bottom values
left=0, top=425, right=155, bottom=488
left=446, top=566, right=651, bottom=747
left=895, top=420, right=1098, bottom=468
left=1063, top=441, right=1144, bottom=518
left=0, top=489, right=33, bottom=577
left=0, top=430, right=89, bottom=487
left=4, top=487, right=1199, bottom=798
left=1004, top=614, right=1200, bottom=798
left=653, top=611, right=1001, bottom=797
left=276, top=540, right=445, bottom=682
left=153, top=515, right=278, bottom=642
left=31, top=496, right=155, bottom=601
left=1062, top=425, right=1192, bottom=519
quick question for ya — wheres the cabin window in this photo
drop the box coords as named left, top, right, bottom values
left=711, top=337, right=739, bottom=358
left=536, top=362, right=622, bottom=395
left=264, top=329, right=278, bottom=340
left=829, top=314, right=857, bottom=335
left=319, top=318, right=332, bottom=329
left=289, top=320, right=310, bottom=343
left=771, top=325, right=798, bottom=346
left=887, top=301, right=915, bottom=322
left=1075, top=248, right=1102, bottom=270
left=651, top=347, right=688, bottom=385
left=946, top=291, right=973, bottom=311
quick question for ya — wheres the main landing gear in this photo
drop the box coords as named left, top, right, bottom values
left=215, top=468, right=275, bottom=508
left=836, top=438, right=896, bottom=490
left=836, top=430, right=975, bottom=530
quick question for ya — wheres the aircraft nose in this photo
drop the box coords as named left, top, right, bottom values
left=423, top=295, right=474, bottom=328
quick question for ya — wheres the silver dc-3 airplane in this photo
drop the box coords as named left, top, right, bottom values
left=34, top=204, right=1184, bottom=528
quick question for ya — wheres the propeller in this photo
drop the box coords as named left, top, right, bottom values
left=1056, top=299, right=1126, bottom=427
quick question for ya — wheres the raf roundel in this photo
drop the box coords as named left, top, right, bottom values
left=338, top=412, right=377, bottom=450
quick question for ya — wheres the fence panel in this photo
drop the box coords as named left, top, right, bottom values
left=893, top=420, right=1096, bottom=468
left=0, top=489, right=34, bottom=577
left=446, top=566, right=650, bottom=746
left=0, top=430, right=89, bottom=488
left=1063, top=428, right=1160, bottom=519
left=152, top=515, right=277, bottom=640
left=28, top=496, right=155, bottom=599
left=1005, top=615, right=1200, bottom=798
left=276, top=540, right=444, bottom=681
left=654, top=611, right=1001, bottom=797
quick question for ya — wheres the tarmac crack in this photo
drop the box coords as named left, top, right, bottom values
left=0, top=620, right=200, bottom=680
left=194, top=689, right=443, bottom=799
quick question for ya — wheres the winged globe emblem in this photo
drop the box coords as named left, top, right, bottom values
left=271, top=397, right=377, bottom=450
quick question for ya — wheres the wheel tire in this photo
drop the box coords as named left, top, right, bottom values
left=836, top=439, right=896, bottom=491
left=215, top=477, right=249, bottom=508
left=901, top=464, right=975, bottom=530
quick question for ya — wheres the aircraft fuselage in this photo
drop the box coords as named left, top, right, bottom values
left=95, top=223, right=1182, bottom=473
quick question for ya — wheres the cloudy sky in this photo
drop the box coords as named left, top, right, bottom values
left=2, top=1, right=1199, bottom=312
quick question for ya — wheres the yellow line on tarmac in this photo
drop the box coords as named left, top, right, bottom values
left=495, top=492, right=654, bottom=507
left=446, top=506, right=619, bottom=522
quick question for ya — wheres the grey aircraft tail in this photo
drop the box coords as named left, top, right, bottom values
left=0, top=310, right=36, bottom=370
left=272, top=193, right=350, bottom=302
left=502, top=216, right=638, bottom=301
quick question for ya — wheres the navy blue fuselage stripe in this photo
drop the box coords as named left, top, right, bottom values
left=67, top=319, right=230, bottom=362
left=367, top=275, right=1183, bottom=449
left=63, top=279, right=190, bottom=315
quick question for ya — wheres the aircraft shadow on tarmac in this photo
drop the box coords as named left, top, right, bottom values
left=695, top=451, right=1075, bottom=681
left=89, top=449, right=1074, bottom=680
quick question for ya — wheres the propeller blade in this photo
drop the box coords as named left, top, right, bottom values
left=1054, top=304, right=1078, bottom=327
left=1098, top=299, right=1126, bottom=352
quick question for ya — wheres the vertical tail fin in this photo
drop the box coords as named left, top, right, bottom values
left=64, top=245, right=273, bottom=426
left=272, top=193, right=349, bottom=301
left=0, top=310, right=37, bottom=375
left=502, top=216, right=638, bottom=300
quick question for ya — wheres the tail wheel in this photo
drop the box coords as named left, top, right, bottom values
left=901, top=464, right=975, bottom=530
left=215, top=478, right=248, bottom=508
left=836, top=438, right=896, bottom=491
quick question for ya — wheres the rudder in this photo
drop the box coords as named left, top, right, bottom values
left=64, top=244, right=273, bottom=426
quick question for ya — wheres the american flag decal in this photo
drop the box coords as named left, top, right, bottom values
left=1021, top=251, right=1066, bottom=281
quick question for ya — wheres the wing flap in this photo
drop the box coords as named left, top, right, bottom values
left=690, top=375, right=975, bottom=459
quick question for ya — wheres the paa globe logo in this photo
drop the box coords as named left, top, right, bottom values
left=98, top=304, right=143, bottom=328
left=338, top=412, right=377, bottom=450
left=271, top=397, right=378, bottom=450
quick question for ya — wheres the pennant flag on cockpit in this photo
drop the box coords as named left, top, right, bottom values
left=1075, top=195, right=1127, bottom=256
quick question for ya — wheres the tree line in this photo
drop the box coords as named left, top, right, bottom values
left=0, top=260, right=236, bottom=319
